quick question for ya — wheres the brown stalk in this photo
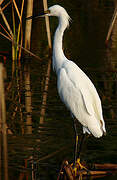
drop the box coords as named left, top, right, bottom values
left=0, top=0, right=4, bottom=6
left=17, top=0, right=24, bottom=63
left=43, top=0, right=52, bottom=48
left=0, top=23, right=12, bottom=39
left=17, top=27, right=24, bottom=135
left=0, top=64, right=8, bottom=180
left=24, top=0, right=34, bottom=134
left=40, top=0, right=52, bottom=124
left=1, top=1, right=11, bottom=12
left=12, top=0, right=21, bottom=21
left=106, top=5, right=117, bottom=42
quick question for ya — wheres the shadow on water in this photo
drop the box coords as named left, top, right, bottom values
left=0, top=0, right=117, bottom=179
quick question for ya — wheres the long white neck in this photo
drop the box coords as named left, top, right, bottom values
left=52, top=16, right=68, bottom=73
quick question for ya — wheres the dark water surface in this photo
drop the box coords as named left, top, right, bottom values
left=1, top=0, right=117, bottom=180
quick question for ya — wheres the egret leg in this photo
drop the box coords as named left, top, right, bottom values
left=73, top=120, right=88, bottom=171
left=76, top=134, right=89, bottom=171
left=73, top=118, right=78, bottom=166
left=77, top=134, right=85, bottom=159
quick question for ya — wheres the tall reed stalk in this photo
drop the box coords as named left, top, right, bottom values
left=106, top=4, right=117, bottom=43
left=24, top=0, right=33, bottom=134
left=0, top=64, right=8, bottom=180
left=0, top=102, right=1, bottom=180
left=40, top=0, right=52, bottom=124
left=11, top=0, right=24, bottom=134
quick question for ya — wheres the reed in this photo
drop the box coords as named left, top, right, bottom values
left=0, top=0, right=3, bottom=6
left=11, top=0, right=25, bottom=77
left=0, top=64, right=8, bottom=180
left=106, top=5, right=117, bottom=42
left=11, top=0, right=25, bottom=134
left=40, top=0, right=52, bottom=124
left=24, top=0, right=34, bottom=134
left=0, top=100, right=1, bottom=180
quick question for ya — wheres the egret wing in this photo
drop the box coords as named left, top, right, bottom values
left=62, top=60, right=103, bottom=119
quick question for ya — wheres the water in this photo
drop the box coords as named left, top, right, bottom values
left=0, top=0, right=117, bottom=179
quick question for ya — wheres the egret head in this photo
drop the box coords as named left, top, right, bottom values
left=45, top=5, right=71, bottom=28
left=46, top=5, right=67, bottom=16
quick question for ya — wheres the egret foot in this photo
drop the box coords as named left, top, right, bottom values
left=71, top=158, right=89, bottom=177
left=76, top=158, right=88, bottom=171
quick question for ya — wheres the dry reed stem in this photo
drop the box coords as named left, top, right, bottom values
left=18, top=31, right=23, bottom=62
left=1, top=1, right=11, bottom=12
left=13, top=0, right=21, bottom=21
left=17, top=0, right=24, bottom=44
left=20, top=0, right=24, bottom=18
left=0, top=64, right=8, bottom=180
left=40, top=0, right=52, bottom=124
left=0, top=0, right=4, bottom=6
left=24, top=0, right=33, bottom=49
left=0, top=31, right=12, bottom=41
left=12, top=3, right=16, bottom=77
left=0, top=134, right=1, bottom=180
left=17, top=0, right=24, bottom=62
left=43, top=0, right=52, bottom=48
left=0, top=23, right=12, bottom=39
left=11, top=0, right=24, bottom=70
left=24, top=0, right=34, bottom=134
left=106, top=6, right=117, bottom=41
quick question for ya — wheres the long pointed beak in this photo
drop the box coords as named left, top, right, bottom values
left=26, top=10, right=50, bottom=20
left=106, top=6, right=117, bottom=45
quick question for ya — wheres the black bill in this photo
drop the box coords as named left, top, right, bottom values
left=26, top=10, right=50, bottom=20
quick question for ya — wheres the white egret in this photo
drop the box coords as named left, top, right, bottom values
left=27, top=4, right=106, bottom=167
left=46, top=5, right=106, bottom=131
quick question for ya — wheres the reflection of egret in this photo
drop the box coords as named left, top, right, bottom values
left=28, top=5, right=106, bottom=167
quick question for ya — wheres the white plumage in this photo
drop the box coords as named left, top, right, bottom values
left=47, top=5, right=106, bottom=138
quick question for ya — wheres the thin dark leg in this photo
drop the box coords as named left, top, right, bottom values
left=77, top=134, right=85, bottom=159
left=73, top=118, right=78, bottom=166
left=73, top=121, right=88, bottom=171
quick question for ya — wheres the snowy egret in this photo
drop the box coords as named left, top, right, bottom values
left=28, top=5, right=106, bottom=167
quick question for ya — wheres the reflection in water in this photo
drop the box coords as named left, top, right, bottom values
left=0, top=64, right=8, bottom=180
left=0, top=0, right=117, bottom=180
